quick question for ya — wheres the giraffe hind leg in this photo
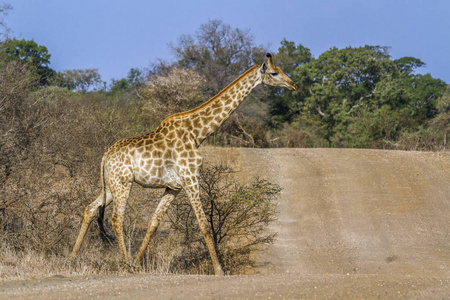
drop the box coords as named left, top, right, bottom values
left=71, top=192, right=113, bottom=257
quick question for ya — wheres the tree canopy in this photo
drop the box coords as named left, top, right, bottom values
left=267, top=44, right=447, bottom=148
left=168, top=20, right=267, bottom=97
left=1, top=18, right=447, bottom=151
left=0, top=39, right=55, bottom=86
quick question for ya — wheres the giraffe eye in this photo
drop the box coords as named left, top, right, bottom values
left=270, top=72, right=278, bottom=76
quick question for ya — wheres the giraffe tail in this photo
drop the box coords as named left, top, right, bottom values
left=97, top=156, right=115, bottom=245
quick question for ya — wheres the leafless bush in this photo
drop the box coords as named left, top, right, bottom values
left=0, top=78, right=152, bottom=278
left=165, top=164, right=280, bottom=274
left=0, top=61, right=39, bottom=181
left=142, top=68, right=205, bottom=118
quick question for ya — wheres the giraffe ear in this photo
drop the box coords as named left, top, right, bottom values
left=266, top=53, right=274, bottom=68
left=260, top=62, right=267, bottom=74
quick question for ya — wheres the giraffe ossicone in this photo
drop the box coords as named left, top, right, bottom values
left=71, top=53, right=297, bottom=275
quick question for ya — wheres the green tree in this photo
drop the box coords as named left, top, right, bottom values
left=0, top=39, right=55, bottom=86
left=56, top=68, right=102, bottom=92
left=403, top=74, right=447, bottom=121
left=274, top=45, right=446, bottom=148
left=110, top=68, right=144, bottom=94
left=265, top=40, right=312, bottom=127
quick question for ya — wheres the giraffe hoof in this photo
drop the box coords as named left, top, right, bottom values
left=215, top=268, right=225, bottom=276
left=68, top=252, right=78, bottom=263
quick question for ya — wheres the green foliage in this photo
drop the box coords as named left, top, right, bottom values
left=54, top=68, right=102, bottom=92
left=403, top=74, right=447, bottom=120
left=110, top=68, right=144, bottom=94
left=0, top=39, right=55, bottom=86
left=265, top=40, right=312, bottom=127
left=268, top=43, right=447, bottom=148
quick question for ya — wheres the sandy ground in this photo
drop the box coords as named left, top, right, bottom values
left=1, top=148, right=449, bottom=299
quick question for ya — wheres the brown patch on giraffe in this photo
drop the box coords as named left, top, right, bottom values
left=134, top=146, right=142, bottom=154
left=166, top=140, right=176, bottom=148
left=163, top=150, right=173, bottom=160
left=188, top=151, right=197, bottom=158
left=192, top=117, right=201, bottom=129
left=160, top=126, right=169, bottom=135
left=210, top=101, right=221, bottom=110
left=211, top=120, right=220, bottom=130
left=187, top=158, right=197, bottom=163
left=150, top=167, right=158, bottom=177
left=154, top=133, right=164, bottom=140
left=196, top=110, right=207, bottom=118
left=184, top=176, right=193, bottom=186
left=167, top=131, right=176, bottom=140
left=201, top=127, right=209, bottom=138
left=201, top=116, right=213, bottom=124
left=223, top=96, right=233, bottom=106
left=212, top=107, right=222, bottom=115
left=153, top=141, right=165, bottom=149
left=136, top=140, right=144, bottom=148
left=192, top=129, right=200, bottom=137
left=152, top=149, right=163, bottom=159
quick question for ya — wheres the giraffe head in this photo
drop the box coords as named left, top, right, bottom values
left=259, top=53, right=298, bottom=91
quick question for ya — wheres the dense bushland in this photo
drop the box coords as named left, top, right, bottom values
left=0, top=14, right=448, bottom=279
left=0, top=58, right=280, bottom=279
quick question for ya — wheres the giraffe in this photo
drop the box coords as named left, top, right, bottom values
left=71, top=53, right=297, bottom=275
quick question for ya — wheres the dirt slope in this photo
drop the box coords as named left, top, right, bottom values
left=1, top=148, right=449, bottom=299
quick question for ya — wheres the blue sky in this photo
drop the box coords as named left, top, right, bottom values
left=6, top=0, right=450, bottom=83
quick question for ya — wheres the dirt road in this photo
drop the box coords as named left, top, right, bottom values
left=1, top=148, right=449, bottom=299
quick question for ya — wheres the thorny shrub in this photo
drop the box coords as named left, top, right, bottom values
left=164, top=164, right=280, bottom=274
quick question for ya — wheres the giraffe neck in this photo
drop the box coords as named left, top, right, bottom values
left=186, top=65, right=261, bottom=145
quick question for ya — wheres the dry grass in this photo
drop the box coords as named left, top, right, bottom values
left=0, top=62, right=280, bottom=280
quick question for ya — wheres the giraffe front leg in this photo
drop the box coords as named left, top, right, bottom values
left=134, top=187, right=180, bottom=265
left=184, top=176, right=224, bottom=276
